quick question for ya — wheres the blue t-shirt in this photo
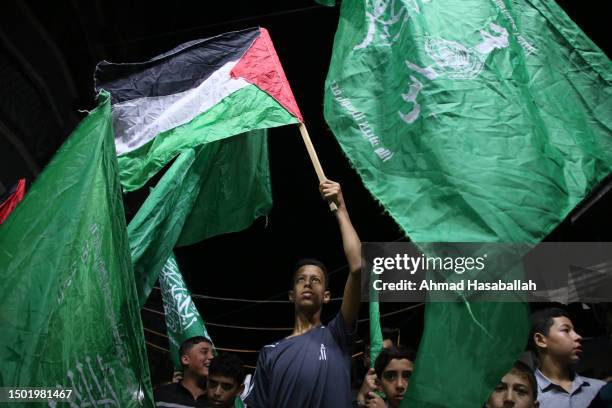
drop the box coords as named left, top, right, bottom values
left=245, top=313, right=353, bottom=408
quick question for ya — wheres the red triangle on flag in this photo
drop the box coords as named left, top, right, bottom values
left=0, top=178, right=26, bottom=224
left=231, top=28, right=303, bottom=122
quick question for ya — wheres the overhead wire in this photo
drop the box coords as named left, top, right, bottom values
left=193, top=234, right=409, bottom=321
left=143, top=303, right=423, bottom=332
left=144, top=236, right=418, bottom=360
left=152, top=287, right=343, bottom=303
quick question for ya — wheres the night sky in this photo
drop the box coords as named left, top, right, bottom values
left=1, top=1, right=609, bottom=385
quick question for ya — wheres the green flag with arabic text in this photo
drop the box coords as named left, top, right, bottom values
left=159, top=253, right=213, bottom=369
left=323, top=0, right=612, bottom=406
left=0, top=92, right=153, bottom=407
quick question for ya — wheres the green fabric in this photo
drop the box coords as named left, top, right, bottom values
left=0, top=92, right=153, bottom=407
left=369, top=301, right=383, bottom=367
left=323, top=0, right=612, bottom=406
left=159, top=253, right=213, bottom=369
left=128, top=129, right=272, bottom=307
left=369, top=241, right=383, bottom=369
left=118, top=85, right=298, bottom=192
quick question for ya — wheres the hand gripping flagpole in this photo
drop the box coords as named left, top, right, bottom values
left=298, top=122, right=338, bottom=212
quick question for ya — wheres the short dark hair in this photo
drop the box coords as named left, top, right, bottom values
left=291, top=258, right=329, bottom=289
left=509, top=361, right=538, bottom=400
left=374, top=346, right=416, bottom=379
left=365, top=327, right=398, bottom=347
left=208, top=353, right=246, bottom=385
left=179, top=336, right=212, bottom=363
left=529, top=307, right=570, bottom=351
left=381, top=327, right=399, bottom=346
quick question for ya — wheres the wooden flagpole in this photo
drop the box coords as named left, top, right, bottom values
left=298, top=123, right=337, bottom=212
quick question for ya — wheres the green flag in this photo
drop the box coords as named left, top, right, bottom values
left=0, top=92, right=153, bottom=407
left=324, top=0, right=612, bottom=406
left=369, top=301, right=383, bottom=367
left=368, top=245, right=383, bottom=366
left=159, top=253, right=213, bottom=369
left=128, top=129, right=271, bottom=307
left=160, top=255, right=248, bottom=408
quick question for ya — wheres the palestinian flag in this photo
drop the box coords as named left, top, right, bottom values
left=95, top=27, right=302, bottom=191
left=0, top=179, right=26, bottom=224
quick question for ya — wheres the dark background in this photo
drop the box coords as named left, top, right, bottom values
left=1, top=1, right=610, bottom=385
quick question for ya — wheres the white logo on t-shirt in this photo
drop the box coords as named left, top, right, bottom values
left=319, top=344, right=327, bottom=361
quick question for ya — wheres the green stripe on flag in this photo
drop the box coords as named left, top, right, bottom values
left=118, top=85, right=298, bottom=192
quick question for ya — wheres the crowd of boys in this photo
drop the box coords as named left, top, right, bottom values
left=153, top=181, right=611, bottom=407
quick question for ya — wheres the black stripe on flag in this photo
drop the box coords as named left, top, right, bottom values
left=94, top=28, right=260, bottom=103
left=0, top=180, right=20, bottom=204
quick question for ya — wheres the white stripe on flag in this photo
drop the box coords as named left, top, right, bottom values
left=112, top=60, right=249, bottom=155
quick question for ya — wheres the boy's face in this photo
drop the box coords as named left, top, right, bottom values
left=377, top=358, right=413, bottom=408
left=289, top=265, right=330, bottom=311
left=207, top=374, right=243, bottom=408
left=486, top=371, right=539, bottom=408
left=535, top=316, right=583, bottom=363
left=181, top=341, right=214, bottom=379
